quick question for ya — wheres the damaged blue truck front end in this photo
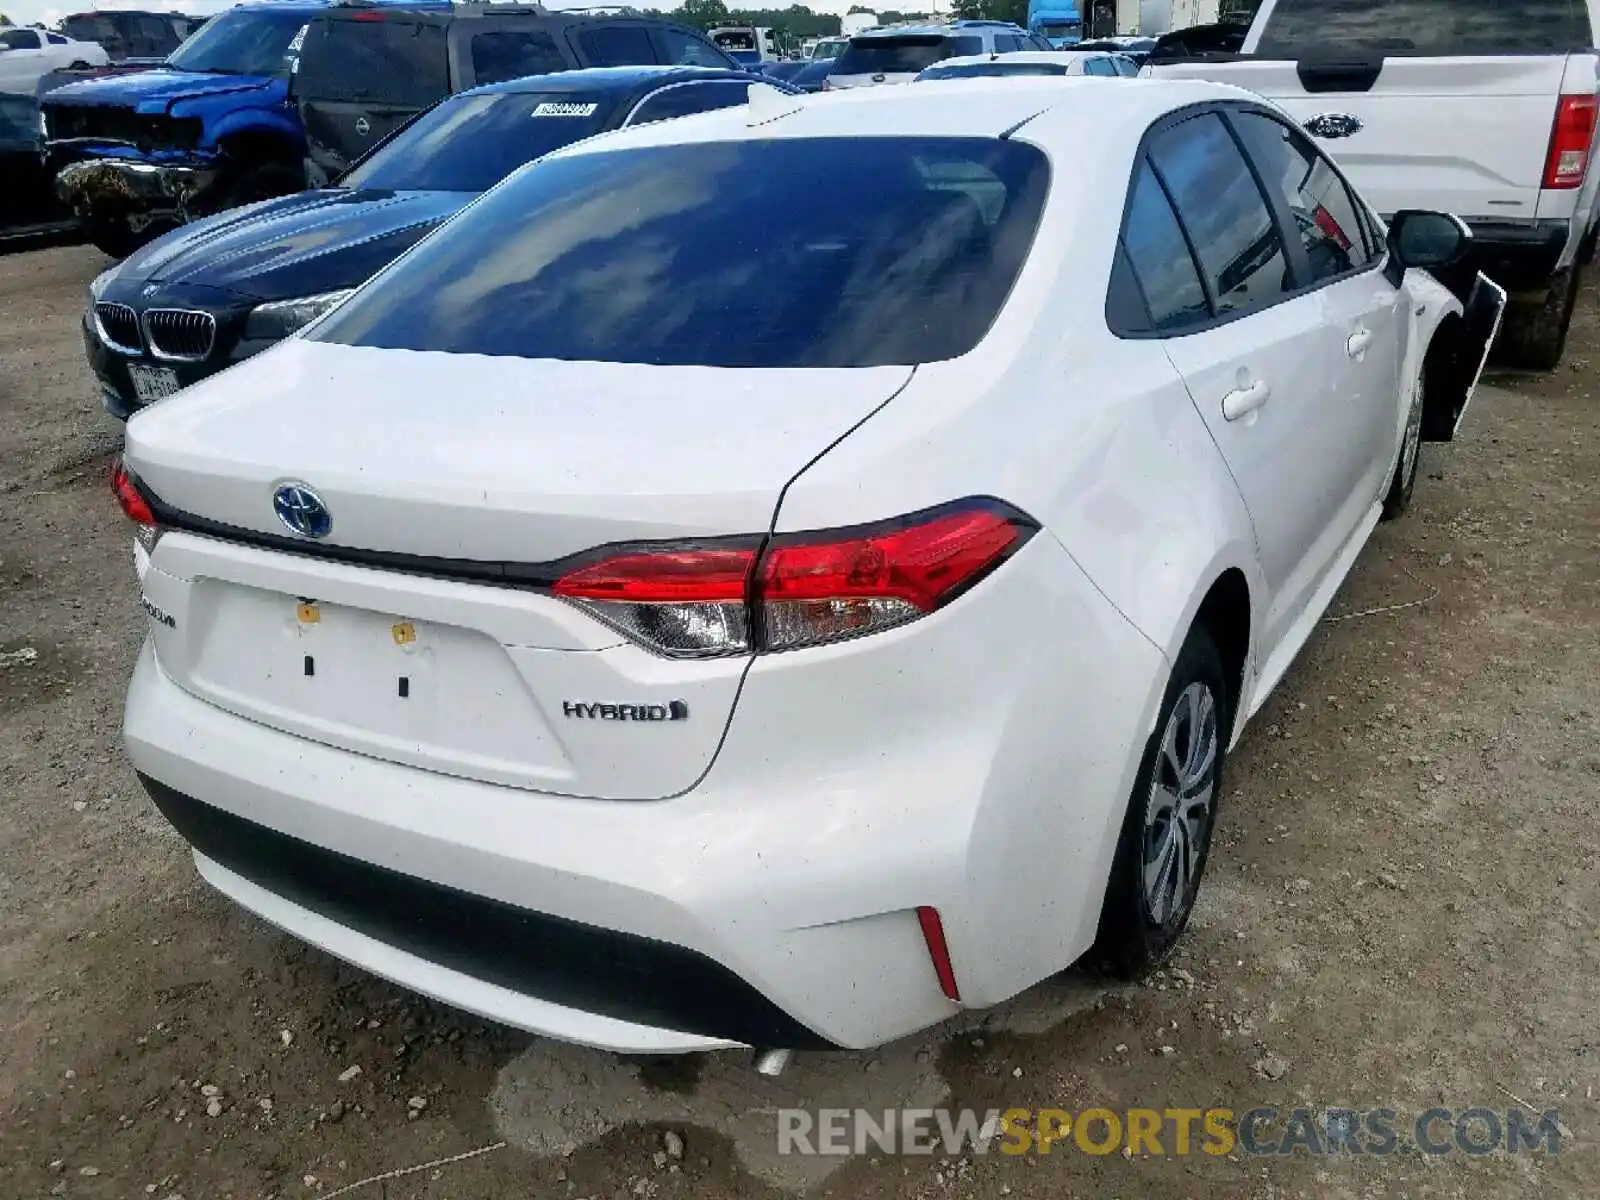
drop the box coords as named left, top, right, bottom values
left=42, top=1, right=322, bottom=258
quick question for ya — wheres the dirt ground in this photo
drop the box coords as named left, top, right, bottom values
left=1, top=243, right=1597, bottom=1200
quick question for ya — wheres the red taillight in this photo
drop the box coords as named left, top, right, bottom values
left=1544, top=94, right=1597, bottom=189
left=112, top=458, right=154, bottom=526
left=916, top=906, right=961, bottom=1002
left=759, top=506, right=1029, bottom=651
left=351, top=9, right=386, bottom=20
left=550, top=500, right=1036, bottom=658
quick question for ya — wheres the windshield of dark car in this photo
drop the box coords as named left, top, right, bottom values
left=340, top=91, right=615, bottom=193
left=921, top=61, right=1072, bottom=78
left=166, top=7, right=308, bottom=76
left=313, top=136, right=1050, bottom=367
left=1255, top=0, right=1592, bottom=56
left=836, top=35, right=982, bottom=74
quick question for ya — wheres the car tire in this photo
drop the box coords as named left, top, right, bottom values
left=1091, top=625, right=1229, bottom=980
left=68, top=60, right=90, bottom=69
left=1496, top=263, right=1581, bottom=372
left=1380, top=370, right=1425, bottom=521
left=214, top=163, right=304, bottom=213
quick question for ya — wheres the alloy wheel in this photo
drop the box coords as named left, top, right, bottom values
left=1142, top=681, right=1219, bottom=925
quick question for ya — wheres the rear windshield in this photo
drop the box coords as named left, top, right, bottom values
left=313, top=136, right=1049, bottom=368
left=712, top=30, right=757, bottom=51
left=813, top=39, right=845, bottom=59
left=1255, top=0, right=1594, bottom=57
left=166, top=6, right=308, bottom=77
left=296, top=17, right=449, bottom=107
left=836, top=35, right=981, bottom=75
left=921, top=62, right=1072, bottom=78
left=340, top=91, right=614, bottom=192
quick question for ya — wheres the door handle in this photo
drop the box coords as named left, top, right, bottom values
left=1347, top=328, right=1374, bottom=358
left=1221, top=379, right=1272, bottom=421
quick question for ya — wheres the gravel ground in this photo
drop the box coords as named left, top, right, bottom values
left=1, top=243, right=1597, bottom=1199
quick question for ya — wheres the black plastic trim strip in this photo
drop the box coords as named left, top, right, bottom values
left=139, top=773, right=836, bottom=1049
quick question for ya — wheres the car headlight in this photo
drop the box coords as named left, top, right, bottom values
left=88, top=267, right=116, bottom=303
left=243, top=289, right=355, bottom=341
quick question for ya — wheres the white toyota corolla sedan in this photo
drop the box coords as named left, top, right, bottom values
left=115, top=78, right=1504, bottom=1055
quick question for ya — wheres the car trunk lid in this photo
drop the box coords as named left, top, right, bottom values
left=125, top=339, right=912, bottom=799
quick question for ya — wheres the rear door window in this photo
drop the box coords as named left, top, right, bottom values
left=1229, top=110, right=1374, bottom=283
left=297, top=17, right=449, bottom=105
left=655, top=26, right=732, bottom=67
left=1254, top=0, right=1593, bottom=57
left=0, top=29, right=41, bottom=50
left=837, top=35, right=964, bottom=75
left=576, top=24, right=659, bottom=66
left=470, top=30, right=567, bottom=85
left=1149, top=113, right=1292, bottom=317
left=314, top=136, right=1051, bottom=368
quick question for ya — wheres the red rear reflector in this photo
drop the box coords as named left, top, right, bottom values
left=111, top=458, right=155, bottom=526
left=1544, top=94, right=1597, bottom=189
left=916, top=906, right=961, bottom=1002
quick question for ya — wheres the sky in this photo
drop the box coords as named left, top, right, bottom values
left=2, top=0, right=891, bottom=31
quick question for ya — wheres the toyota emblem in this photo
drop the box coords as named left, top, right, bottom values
left=273, top=482, right=332, bottom=540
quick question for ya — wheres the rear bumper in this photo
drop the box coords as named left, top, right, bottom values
left=123, top=526, right=1167, bottom=1051
left=1460, top=218, right=1571, bottom=290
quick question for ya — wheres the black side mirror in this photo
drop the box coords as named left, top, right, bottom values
left=1388, top=209, right=1472, bottom=270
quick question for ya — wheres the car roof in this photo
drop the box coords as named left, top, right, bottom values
left=460, top=65, right=773, bottom=100
left=550, top=76, right=1265, bottom=161
left=925, top=52, right=1080, bottom=69
left=851, top=24, right=963, bottom=39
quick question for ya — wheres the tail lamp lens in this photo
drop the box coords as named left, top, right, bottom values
left=112, top=458, right=161, bottom=554
left=551, top=500, right=1036, bottom=658
left=1544, top=94, right=1597, bottom=189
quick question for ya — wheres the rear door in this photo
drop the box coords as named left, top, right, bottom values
left=294, top=12, right=451, bottom=185
left=1133, top=110, right=1365, bottom=657
left=1159, top=0, right=1596, bottom=220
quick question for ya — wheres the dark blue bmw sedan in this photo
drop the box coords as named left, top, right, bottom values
left=85, top=65, right=790, bottom=419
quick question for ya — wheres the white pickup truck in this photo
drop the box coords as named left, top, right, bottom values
left=1149, top=0, right=1600, bottom=369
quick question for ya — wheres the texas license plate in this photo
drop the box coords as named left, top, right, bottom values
left=128, top=363, right=181, bottom=405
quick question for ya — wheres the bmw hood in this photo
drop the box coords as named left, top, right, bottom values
left=43, top=70, right=275, bottom=112
left=114, top=189, right=470, bottom=301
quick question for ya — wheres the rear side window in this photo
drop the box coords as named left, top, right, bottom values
left=1115, top=164, right=1210, bottom=332
left=1229, top=110, right=1374, bottom=281
left=314, top=136, right=1050, bottom=367
left=471, top=31, right=566, bottom=85
left=1255, top=0, right=1593, bottom=57
left=297, top=19, right=449, bottom=106
left=626, top=80, right=751, bottom=127
left=1148, top=113, right=1291, bottom=317
left=837, top=35, right=969, bottom=75
left=657, top=26, right=731, bottom=67
left=578, top=24, right=658, bottom=66
left=0, top=29, right=41, bottom=50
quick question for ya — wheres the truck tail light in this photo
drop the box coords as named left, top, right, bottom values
left=552, top=499, right=1037, bottom=658
left=1544, top=94, right=1597, bottom=189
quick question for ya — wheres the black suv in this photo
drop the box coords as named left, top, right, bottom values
left=294, top=2, right=737, bottom=183
left=57, top=10, right=206, bottom=63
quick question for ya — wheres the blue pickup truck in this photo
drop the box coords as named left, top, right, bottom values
left=42, top=0, right=444, bottom=257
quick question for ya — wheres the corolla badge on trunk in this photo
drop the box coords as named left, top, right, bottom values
left=273, top=482, right=332, bottom=539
